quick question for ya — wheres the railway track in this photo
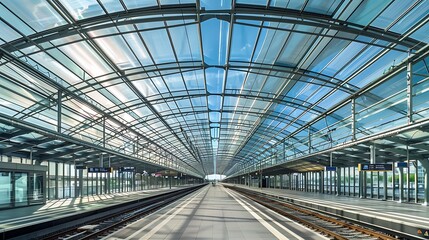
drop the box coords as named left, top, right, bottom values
left=39, top=185, right=204, bottom=240
left=225, top=186, right=399, bottom=240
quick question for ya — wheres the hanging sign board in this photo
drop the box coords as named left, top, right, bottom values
left=324, top=166, right=337, bottom=171
left=358, top=163, right=392, bottom=172
left=88, top=167, right=112, bottom=173
left=396, top=162, right=408, bottom=168
left=119, top=167, right=135, bottom=172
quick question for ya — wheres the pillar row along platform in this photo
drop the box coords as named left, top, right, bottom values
left=1, top=0, right=429, bottom=240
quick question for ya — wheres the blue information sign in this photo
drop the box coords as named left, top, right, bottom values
left=358, top=163, right=392, bottom=172
left=396, top=162, right=408, bottom=168
left=119, top=167, right=135, bottom=172
left=88, top=167, right=112, bottom=173
left=325, top=166, right=337, bottom=171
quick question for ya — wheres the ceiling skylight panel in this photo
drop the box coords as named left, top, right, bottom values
left=252, top=99, right=270, bottom=111
left=269, top=0, right=303, bottom=10
left=94, top=35, right=139, bottom=70
left=122, top=0, right=158, bottom=9
left=99, top=0, right=125, bottom=13
left=0, top=5, right=34, bottom=36
left=254, top=25, right=288, bottom=65
left=225, top=70, right=246, bottom=90
left=28, top=51, right=83, bottom=85
left=0, top=77, right=41, bottom=108
left=261, top=76, right=283, bottom=94
left=306, top=87, right=331, bottom=104
left=307, top=37, right=352, bottom=74
left=160, top=0, right=195, bottom=5
left=206, top=68, right=224, bottom=94
left=304, top=0, right=342, bottom=15
left=122, top=33, right=153, bottom=66
left=243, top=73, right=265, bottom=91
left=236, top=0, right=266, bottom=6
left=336, top=43, right=383, bottom=80
left=3, top=0, right=66, bottom=32
left=183, top=70, right=204, bottom=90
left=349, top=50, right=407, bottom=88
left=133, top=79, right=159, bottom=97
left=59, top=0, right=105, bottom=20
left=190, top=96, right=206, bottom=107
left=46, top=47, right=86, bottom=80
left=322, top=41, right=366, bottom=78
left=163, top=73, right=186, bottom=92
left=208, top=95, right=222, bottom=111
left=169, top=25, right=201, bottom=62
left=1, top=63, right=56, bottom=94
left=106, top=83, right=138, bottom=103
left=277, top=26, right=319, bottom=67
left=140, top=29, right=176, bottom=64
left=370, top=1, right=415, bottom=30
left=201, top=0, right=231, bottom=10
left=230, top=23, right=259, bottom=62
left=85, top=90, right=115, bottom=108
left=59, top=41, right=113, bottom=77
left=201, top=18, right=229, bottom=65
left=317, top=90, right=348, bottom=109
left=133, top=106, right=152, bottom=118
left=347, top=1, right=392, bottom=26
left=410, top=24, right=429, bottom=43
left=390, top=1, right=429, bottom=34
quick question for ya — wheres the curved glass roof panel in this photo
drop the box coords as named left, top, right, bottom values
left=0, top=0, right=428, bottom=177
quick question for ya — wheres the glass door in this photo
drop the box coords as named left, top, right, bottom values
left=29, top=172, right=45, bottom=205
left=14, top=172, right=28, bottom=207
left=0, top=171, right=12, bottom=208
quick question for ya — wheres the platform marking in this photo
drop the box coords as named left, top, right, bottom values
left=226, top=188, right=304, bottom=240
left=137, top=187, right=206, bottom=240
left=386, top=212, right=429, bottom=221
left=224, top=188, right=289, bottom=240
left=227, top=188, right=330, bottom=240
left=114, top=187, right=207, bottom=240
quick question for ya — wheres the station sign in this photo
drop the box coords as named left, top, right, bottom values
left=396, top=162, right=408, bottom=168
left=88, top=167, right=112, bottom=173
left=324, top=166, right=337, bottom=171
left=358, top=163, right=392, bottom=172
left=119, top=167, right=135, bottom=172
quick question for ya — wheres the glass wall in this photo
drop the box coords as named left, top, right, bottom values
left=0, top=171, right=12, bottom=208
left=0, top=168, right=46, bottom=209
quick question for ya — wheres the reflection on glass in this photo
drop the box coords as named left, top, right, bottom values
left=29, top=173, right=44, bottom=205
left=0, top=172, right=12, bottom=208
left=14, top=172, right=28, bottom=206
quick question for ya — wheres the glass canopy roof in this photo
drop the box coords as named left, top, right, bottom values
left=0, top=0, right=428, bottom=177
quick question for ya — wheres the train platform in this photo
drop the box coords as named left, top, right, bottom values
left=0, top=186, right=194, bottom=238
left=105, top=184, right=329, bottom=240
left=228, top=184, right=429, bottom=239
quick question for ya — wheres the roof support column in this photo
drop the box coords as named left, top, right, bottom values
left=383, top=168, right=388, bottom=201
left=407, top=50, right=413, bottom=124
left=398, top=152, right=405, bottom=203
left=336, top=167, right=341, bottom=196
left=414, top=160, right=419, bottom=203
left=370, top=144, right=376, bottom=199
left=308, top=126, right=312, bottom=154
left=407, top=146, right=411, bottom=202
left=420, top=159, right=429, bottom=206
left=351, top=98, right=356, bottom=141
left=57, top=90, right=62, bottom=133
